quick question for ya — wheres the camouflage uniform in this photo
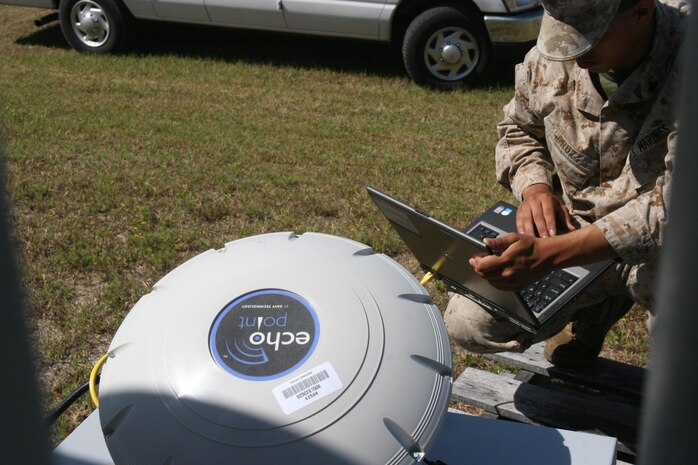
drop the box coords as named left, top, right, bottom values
left=445, top=1, right=684, bottom=353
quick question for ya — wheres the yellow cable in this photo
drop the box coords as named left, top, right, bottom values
left=420, top=271, right=434, bottom=286
left=89, top=353, right=109, bottom=408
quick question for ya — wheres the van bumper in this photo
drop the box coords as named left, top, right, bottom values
left=484, top=7, right=543, bottom=44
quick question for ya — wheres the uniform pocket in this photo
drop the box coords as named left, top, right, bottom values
left=545, top=120, right=599, bottom=193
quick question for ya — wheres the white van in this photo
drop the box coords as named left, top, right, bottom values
left=1, top=0, right=542, bottom=88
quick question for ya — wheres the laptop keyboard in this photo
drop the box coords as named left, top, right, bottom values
left=521, top=269, right=579, bottom=314
left=469, top=224, right=500, bottom=241
left=468, top=222, right=580, bottom=315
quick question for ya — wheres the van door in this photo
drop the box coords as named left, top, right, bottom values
left=281, top=0, right=388, bottom=39
left=206, top=0, right=286, bottom=29
left=152, top=0, right=209, bottom=22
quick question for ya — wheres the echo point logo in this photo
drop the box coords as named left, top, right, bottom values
left=210, top=289, right=319, bottom=381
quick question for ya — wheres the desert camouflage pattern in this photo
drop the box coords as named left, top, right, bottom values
left=537, top=0, right=622, bottom=61
left=496, top=1, right=682, bottom=266
left=445, top=2, right=682, bottom=354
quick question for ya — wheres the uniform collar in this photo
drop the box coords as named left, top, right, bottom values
left=572, top=67, right=606, bottom=118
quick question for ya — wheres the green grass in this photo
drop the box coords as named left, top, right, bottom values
left=0, top=5, right=649, bottom=444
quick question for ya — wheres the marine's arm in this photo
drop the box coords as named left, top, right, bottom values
left=470, top=225, right=618, bottom=290
left=594, top=128, right=677, bottom=265
left=496, top=52, right=575, bottom=238
left=473, top=127, right=678, bottom=290
left=473, top=50, right=634, bottom=290
left=495, top=62, right=553, bottom=201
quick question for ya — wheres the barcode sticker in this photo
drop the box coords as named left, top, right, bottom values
left=272, top=362, right=343, bottom=415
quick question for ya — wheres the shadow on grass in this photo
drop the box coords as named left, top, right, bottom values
left=17, top=20, right=522, bottom=86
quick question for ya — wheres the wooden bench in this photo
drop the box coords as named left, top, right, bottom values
left=450, top=342, right=646, bottom=465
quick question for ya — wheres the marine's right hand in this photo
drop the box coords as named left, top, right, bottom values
left=518, top=184, right=576, bottom=237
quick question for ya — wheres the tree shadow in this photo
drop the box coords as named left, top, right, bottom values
left=16, top=19, right=525, bottom=87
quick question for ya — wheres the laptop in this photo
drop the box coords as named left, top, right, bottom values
left=367, top=186, right=612, bottom=334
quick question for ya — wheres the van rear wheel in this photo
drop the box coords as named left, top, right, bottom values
left=59, top=0, right=134, bottom=53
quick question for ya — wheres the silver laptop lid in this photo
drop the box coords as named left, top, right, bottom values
left=367, top=187, right=538, bottom=331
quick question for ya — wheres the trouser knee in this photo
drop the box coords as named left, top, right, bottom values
left=444, top=294, right=530, bottom=353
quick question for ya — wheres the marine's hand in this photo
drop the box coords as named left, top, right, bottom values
left=469, top=224, right=619, bottom=290
left=468, top=233, right=552, bottom=291
left=518, top=184, right=576, bottom=237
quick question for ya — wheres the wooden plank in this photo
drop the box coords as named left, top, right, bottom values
left=481, top=342, right=553, bottom=375
left=452, top=367, right=640, bottom=454
left=513, top=370, right=536, bottom=383
left=483, top=342, right=646, bottom=400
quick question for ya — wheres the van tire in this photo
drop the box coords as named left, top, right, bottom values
left=403, top=6, right=492, bottom=89
left=59, top=0, right=134, bottom=53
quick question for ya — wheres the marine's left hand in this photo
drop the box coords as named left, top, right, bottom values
left=469, top=233, right=553, bottom=291
left=469, top=225, right=619, bottom=291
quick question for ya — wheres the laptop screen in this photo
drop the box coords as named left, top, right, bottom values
left=367, top=187, right=537, bottom=330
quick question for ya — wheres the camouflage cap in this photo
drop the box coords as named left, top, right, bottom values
left=537, top=0, right=623, bottom=61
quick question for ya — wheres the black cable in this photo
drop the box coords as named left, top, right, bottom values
left=46, top=375, right=98, bottom=427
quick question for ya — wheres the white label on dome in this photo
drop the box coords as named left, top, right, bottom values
left=273, top=362, right=343, bottom=415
